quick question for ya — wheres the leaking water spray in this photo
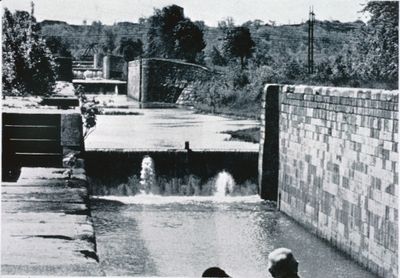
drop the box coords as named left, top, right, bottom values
left=214, top=170, right=236, bottom=197
left=140, top=155, right=156, bottom=194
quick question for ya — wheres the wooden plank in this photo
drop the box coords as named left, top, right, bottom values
left=8, top=139, right=62, bottom=153
left=14, top=154, right=62, bottom=167
left=41, top=98, right=79, bottom=108
left=3, top=113, right=60, bottom=125
left=4, top=126, right=59, bottom=139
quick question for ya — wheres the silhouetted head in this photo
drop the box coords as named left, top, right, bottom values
left=202, top=267, right=231, bottom=277
left=268, top=248, right=299, bottom=278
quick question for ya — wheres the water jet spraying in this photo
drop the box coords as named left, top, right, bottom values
left=139, top=156, right=156, bottom=194
left=214, top=170, right=235, bottom=197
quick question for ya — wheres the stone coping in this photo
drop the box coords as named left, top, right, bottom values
left=264, top=84, right=399, bottom=98
left=2, top=107, right=80, bottom=113
left=128, top=57, right=211, bottom=71
left=85, top=148, right=258, bottom=153
left=72, top=79, right=126, bottom=84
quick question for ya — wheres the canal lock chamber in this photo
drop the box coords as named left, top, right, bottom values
left=82, top=149, right=376, bottom=278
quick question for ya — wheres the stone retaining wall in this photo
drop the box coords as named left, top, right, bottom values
left=127, top=58, right=211, bottom=103
left=259, top=84, right=399, bottom=277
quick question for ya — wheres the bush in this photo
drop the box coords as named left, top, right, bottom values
left=74, top=85, right=100, bottom=139
left=192, top=65, right=267, bottom=119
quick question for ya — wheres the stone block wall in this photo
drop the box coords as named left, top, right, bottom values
left=103, top=55, right=124, bottom=79
left=259, top=84, right=398, bottom=277
left=127, top=58, right=211, bottom=103
left=127, top=60, right=142, bottom=101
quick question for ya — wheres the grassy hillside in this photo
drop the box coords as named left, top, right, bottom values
left=39, top=19, right=363, bottom=64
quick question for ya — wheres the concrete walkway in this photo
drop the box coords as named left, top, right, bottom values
left=1, top=167, right=103, bottom=276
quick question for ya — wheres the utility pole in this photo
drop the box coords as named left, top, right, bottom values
left=308, top=7, right=315, bottom=74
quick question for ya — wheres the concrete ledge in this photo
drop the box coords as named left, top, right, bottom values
left=1, top=167, right=102, bottom=276
left=73, top=79, right=126, bottom=84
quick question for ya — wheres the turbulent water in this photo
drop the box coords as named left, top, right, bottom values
left=90, top=195, right=376, bottom=277
left=214, top=170, right=235, bottom=198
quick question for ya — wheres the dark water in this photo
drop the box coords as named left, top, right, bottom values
left=90, top=195, right=377, bottom=277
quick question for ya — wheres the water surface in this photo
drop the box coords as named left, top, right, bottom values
left=85, top=107, right=259, bottom=150
left=91, top=195, right=377, bottom=277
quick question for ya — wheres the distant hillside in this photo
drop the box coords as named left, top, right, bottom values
left=39, top=21, right=148, bottom=58
left=39, top=19, right=364, bottom=64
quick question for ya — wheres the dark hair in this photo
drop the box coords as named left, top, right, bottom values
left=269, top=253, right=299, bottom=277
left=202, top=267, right=230, bottom=277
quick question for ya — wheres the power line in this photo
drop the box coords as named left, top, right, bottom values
left=308, top=7, right=315, bottom=74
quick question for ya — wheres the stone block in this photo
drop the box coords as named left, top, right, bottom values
left=60, top=113, right=82, bottom=147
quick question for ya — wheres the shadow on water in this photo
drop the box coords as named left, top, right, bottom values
left=90, top=198, right=158, bottom=276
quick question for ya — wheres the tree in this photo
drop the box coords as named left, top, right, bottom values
left=146, top=5, right=205, bottom=63
left=118, top=38, right=143, bottom=61
left=3, top=7, right=56, bottom=96
left=217, top=17, right=235, bottom=32
left=147, top=5, right=185, bottom=58
left=45, top=36, right=72, bottom=57
left=355, top=1, right=398, bottom=88
left=222, top=26, right=255, bottom=68
left=173, top=19, right=205, bottom=62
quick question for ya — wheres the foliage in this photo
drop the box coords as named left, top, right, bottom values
left=45, top=36, right=72, bottom=57
left=354, top=1, right=398, bottom=88
left=192, top=65, right=268, bottom=119
left=100, top=28, right=116, bottom=54
left=2, top=8, right=57, bottom=96
left=210, top=46, right=227, bottom=66
left=282, top=58, right=305, bottom=81
left=36, top=4, right=397, bottom=90
left=147, top=5, right=185, bottom=58
left=146, top=5, right=205, bottom=63
left=217, top=17, right=235, bottom=32
left=222, top=26, right=255, bottom=68
left=74, top=85, right=100, bottom=139
left=173, top=19, right=206, bottom=62
left=118, top=38, right=143, bottom=61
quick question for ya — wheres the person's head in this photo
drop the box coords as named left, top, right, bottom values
left=202, top=267, right=230, bottom=277
left=268, top=248, right=299, bottom=278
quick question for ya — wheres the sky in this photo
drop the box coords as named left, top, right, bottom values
left=3, top=0, right=370, bottom=26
